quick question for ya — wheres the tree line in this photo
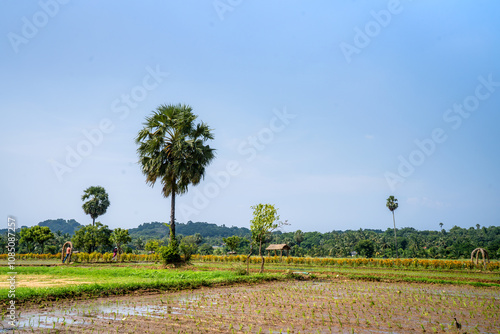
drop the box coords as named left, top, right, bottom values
left=4, top=222, right=498, bottom=261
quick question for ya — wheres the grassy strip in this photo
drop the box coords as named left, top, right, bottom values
left=0, top=271, right=284, bottom=307
left=345, top=273, right=500, bottom=287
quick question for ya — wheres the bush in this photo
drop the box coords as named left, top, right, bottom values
left=231, top=264, right=248, bottom=276
left=158, top=238, right=181, bottom=265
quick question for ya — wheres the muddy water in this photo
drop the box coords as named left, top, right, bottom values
left=10, top=280, right=500, bottom=333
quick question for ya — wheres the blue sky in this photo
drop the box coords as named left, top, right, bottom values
left=1, top=0, right=499, bottom=233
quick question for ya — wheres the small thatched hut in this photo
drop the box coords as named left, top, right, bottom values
left=265, top=244, right=291, bottom=257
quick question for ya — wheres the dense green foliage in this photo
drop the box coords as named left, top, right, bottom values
left=71, top=222, right=113, bottom=253
left=158, top=224, right=181, bottom=264
left=3, top=218, right=499, bottom=260
left=223, top=236, right=241, bottom=253
left=129, top=221, right=250, bottom=240
left=38, top=219, right=82, bottom=235
left=270, top=226, right=500, bottom=259
left=19, top=225, right=54, bottom=253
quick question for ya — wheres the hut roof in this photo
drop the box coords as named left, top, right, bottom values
left=265, top=244, right=290, bottom=251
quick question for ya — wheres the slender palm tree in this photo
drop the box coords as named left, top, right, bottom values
left=82, top=186, right=110, bottom=226
left=386, top=195, right=399, bottom=258
left=135, top=104, right=215, bottom=241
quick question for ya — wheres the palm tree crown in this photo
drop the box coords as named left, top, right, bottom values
left=386, top=195, right=398, bottom=212
left=82, top=186, right=110, bottom=226
left=135, top=104, right=215, bottom=239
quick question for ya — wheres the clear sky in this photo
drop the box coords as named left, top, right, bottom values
left=1, top=1, right=499, bottom=233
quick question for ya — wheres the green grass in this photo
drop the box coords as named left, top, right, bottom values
left=196, top=261, right=500, bottom=280
left=0, top=265, right=283, bottom=306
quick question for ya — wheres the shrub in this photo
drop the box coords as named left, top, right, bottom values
left=158, top=237, right=181, bottom=265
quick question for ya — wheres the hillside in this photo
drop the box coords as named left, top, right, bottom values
left=38, top=219, right=82, bottom=235
left=128, top=221, right=251, bottom=240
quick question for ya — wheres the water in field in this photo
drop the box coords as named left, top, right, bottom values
left=13, top=281, right=500, bottom=333
left=13, top=293, right=199, bottom=331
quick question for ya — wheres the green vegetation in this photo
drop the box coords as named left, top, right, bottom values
left=0, top=265, right=282, bottom=306
left=19, top=225, right=54, bottom=253
left=223, top=235, right=241, bottom=253
left=250, top=204, right=288, bottom=273
left=39, top=219, right=81, bottom=235
left=110, top=227, right=132, bottom=256
left=72, top=222, right=112, bottom=253
left=3, top=222, right=500, bottom=260
left=158, top=225, right=181, bottom=265
left=354, top=239, right=375, bottom=258
left=81, top=186, right=110, bottom=226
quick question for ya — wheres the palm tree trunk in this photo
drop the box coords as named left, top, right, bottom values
left=170, top=189, right=176, bottom=242
left=92, top=217, right=95, bottom=226
left=392, top=211, right=398, bottom=258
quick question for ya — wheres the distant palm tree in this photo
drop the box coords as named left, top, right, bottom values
left=135, top=104, right=215, bottom=241
left=386, top=195, right=399, bottom=258
left=439, top=222, right=443, bottom=231
left=82, top=186, right=110, bottom=226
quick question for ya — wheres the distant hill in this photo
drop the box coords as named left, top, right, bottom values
left=38, top=219, right=82, bottom=235
left=128, top=221, right=251, bottom=240
left=1, top=218, right=250, bottom=241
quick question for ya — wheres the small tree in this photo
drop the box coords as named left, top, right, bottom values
left=179, top=236, right=198, bottom=262
left=355, top=239, right=375, bottom=258
left=249, top=203, right=288, bottom=273
left=82, top=186, right=110, bottom=226
left=31, top=226, right=54, bottom=254
left=72, top=222, right=112, bottom=253
left=158, top=224, right=181, bottom=265
left=19, top=228, right=36, bottom=253
left=386, top=195, right=399, bottom=258
left=223, top=236, right=241, bottom=254
left=110, top=228, right=132, bottom=259
left=144, top=239, right=163, bottom=253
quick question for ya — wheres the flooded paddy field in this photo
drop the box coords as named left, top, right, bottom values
left=9, top=279, right=500, bottom=333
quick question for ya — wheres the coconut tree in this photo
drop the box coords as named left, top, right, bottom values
left=386, top=195, right=399, bottom=258
left=82, top=186, right=110, bottom=226
left=135, top=104, right=215, bottom=242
